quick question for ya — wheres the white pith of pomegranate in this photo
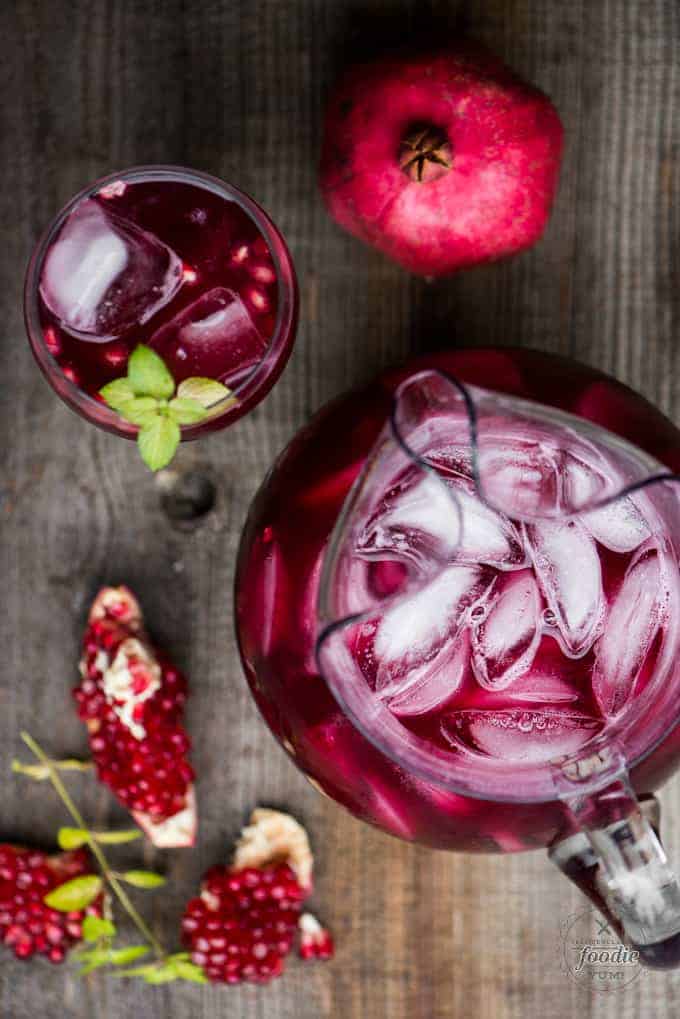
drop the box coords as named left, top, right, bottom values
left=0, top=845, right=104, bottom=963
left=181, top=809, right=334, bottom=983
left=74, top=586, right=196, bottom=848
left=233, top=808, right=314, bottom=891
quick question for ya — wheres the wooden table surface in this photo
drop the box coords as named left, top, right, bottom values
left=2, top=1, right=680, bottom=1017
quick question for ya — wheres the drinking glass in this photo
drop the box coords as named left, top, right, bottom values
left=24, top=165, right=298, bottom=440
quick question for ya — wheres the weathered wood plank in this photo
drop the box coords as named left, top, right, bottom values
left=2, top=2, right=680, bottom=1017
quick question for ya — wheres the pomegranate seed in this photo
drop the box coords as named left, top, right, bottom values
left=252, top=235, right=269, bottom=257
left=44, top=328, right=62, bottom=357
left=45, top=923, right=63, bottom=945
left=4, top=924, right=22, bottom=945
left=130, top=666, right=151, bottom=695
left=250, top=262, right=276, bottom=285
left=101, top=343, right=128, bottom=369
left=231, top=244, right=249, bottom=264
left=246, top=287, right=270, bottom=313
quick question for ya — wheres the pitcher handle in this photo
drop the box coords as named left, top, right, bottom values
left=549, top=741, right=680, bottom=969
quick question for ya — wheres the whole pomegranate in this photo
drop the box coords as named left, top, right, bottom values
left=319, top=41, right=563, bottom=276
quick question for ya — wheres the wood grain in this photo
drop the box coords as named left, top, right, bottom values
left=1, top=1, right=680, bottom=1017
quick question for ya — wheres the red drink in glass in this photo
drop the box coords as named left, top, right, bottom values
left=24, top=166, right=297, bottom=438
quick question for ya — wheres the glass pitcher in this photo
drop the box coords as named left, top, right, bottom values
left=235, top=349, right=680, bottom=969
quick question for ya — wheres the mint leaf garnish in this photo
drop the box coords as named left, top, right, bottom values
left=76, top=949, right=112, bottom=974
left=127, top=345, right=175, bottom=399
left=120, top=870, right=166, bottom=889
left=167, top=396, right=208, bottom=424
left=93, top=829, right=141, bottom=845
left=116, top=396, right=160, bottom=426
left=43, top=874, right=103, bottom=912
left=112, top=963, right=158, bottom=979
left=99, top=378, right=136, bottom=410
left=137, top=416, right=180, bottom=472
left=109, top=945, right=150, bottom=966
left=57, top=827, right=142, bottom=851
left=75, top=944, right=148, bottom=975
left=12, top=757, right=92, bottom=780
left=98, top=344, right=240, bottom=471
left=115, top=952, right=209, bottom=984
left=173, top=959, right=209, bottom=983
left=82, top=916, right=117, bottom=942
left=176, top=376, right=234, bottom=409
left=143, top=966, right=179, bottom=984
left=57, top=826, right=89, bottom=850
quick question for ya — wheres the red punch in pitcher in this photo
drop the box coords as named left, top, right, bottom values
left=235, top=349, right=680, bottom=968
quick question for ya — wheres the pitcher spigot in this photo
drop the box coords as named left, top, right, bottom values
left=550, top=739, right=680, bottom=968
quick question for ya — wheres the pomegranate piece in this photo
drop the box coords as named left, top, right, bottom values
left=181, top=809, right=332, bottom=984
left=74, top=586, right=196, bottom=848
left=0, top=844, right=103, bottom=963
left=320, top=41, right=563, bottom=277
left=181, top=862, right=304, bottom=984
left=298, top=912, right=335, bottom=960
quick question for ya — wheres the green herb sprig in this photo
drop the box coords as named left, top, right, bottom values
left=14, top=733, right=206, bottom=985
left=99, top=345, right=236, bottom=471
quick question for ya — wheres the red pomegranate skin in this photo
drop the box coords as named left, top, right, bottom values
left=319, top=42, right=564, bottom=277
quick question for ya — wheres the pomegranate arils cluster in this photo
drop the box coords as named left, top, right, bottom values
left=182, top=862, right=304, bottom=983
left=0, top=845, right=102, bottom=963
left=74, top=587, right=196, bottom=847
left=182, top=809, right=333, bottom=984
